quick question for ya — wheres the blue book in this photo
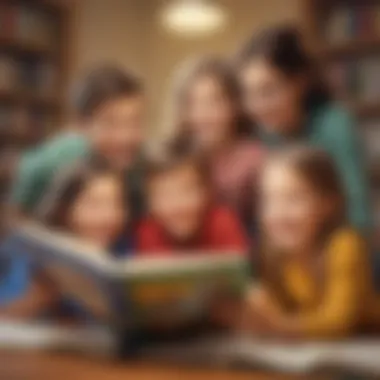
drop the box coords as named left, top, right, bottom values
left=2, top=223, right=250, bottom=331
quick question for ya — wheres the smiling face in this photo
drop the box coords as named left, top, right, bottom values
left=67, top=174, right=126, bottom=249
left=182, top=73, right=237, bottom=151
left=148, top=161, right=209, bottom=242
left=239, top=58, right=305, bottom=134
left=260, top=160, right=332, bottom=254
left=87, top=94, right=145, bottom=171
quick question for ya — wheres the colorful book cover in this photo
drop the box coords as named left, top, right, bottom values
left=2, top=223, right=250, bottom=330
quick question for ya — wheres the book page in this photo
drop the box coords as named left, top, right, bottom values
left=44, top=263, right=113, bottom=321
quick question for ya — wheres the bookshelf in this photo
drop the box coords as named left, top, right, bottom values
left=0, top=0, right=70, bottom=228
left=304, top=0, right=380, bottom=245
left=320, top=37, right=380, bottom=57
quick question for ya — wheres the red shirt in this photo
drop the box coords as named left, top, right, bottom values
left=137, top=206, right=248, bottom=255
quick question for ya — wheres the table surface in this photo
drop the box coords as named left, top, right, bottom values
left=0, top=352, right=325, bottom=380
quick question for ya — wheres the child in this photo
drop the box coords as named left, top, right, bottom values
left=167, top=57, right=263, bottom=228
left=1, top=65, right=144, bottom=317
left=39, top=162, right=130, bottom=255
left=36, top=161, right=131, bottom=319
left=137, top=146, right=248, bottom=254
left=10, top=64, right=145, bottom=219
left=244, top=146, right=380, bottom=339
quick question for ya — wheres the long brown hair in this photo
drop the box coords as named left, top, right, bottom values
left=261, top=146, right=346, bottom=309
left=165, top=55, right=250, bottom=147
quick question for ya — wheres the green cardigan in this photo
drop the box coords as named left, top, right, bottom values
left=259, top=103, right=372, bottom=233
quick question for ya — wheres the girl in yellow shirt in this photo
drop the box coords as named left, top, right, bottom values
left=245, top=146, right=380, bottom=340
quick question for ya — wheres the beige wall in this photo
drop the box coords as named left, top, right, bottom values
left=70, top=0, right=149, bottom=83
left=71, top=0, right=302, bottom=127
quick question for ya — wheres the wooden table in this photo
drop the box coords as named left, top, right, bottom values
left=0, top=352, right=324, bottom=380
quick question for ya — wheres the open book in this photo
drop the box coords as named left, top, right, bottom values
left=2, top=223, right=250, bottom=330
left=0, top=320, right=116, bottom=356
left=142, top=336, right=380, bottom=375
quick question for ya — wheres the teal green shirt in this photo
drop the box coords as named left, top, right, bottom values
left=11, top=132, right=145, bottom=218
left=259, top=104, right=372, bottom=233
left=11, top=132, right=90, bottom=213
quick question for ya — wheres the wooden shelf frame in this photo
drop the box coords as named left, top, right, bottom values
left=0, top=89, right=61, bottom=108
left=303, top=0, right=380, bottom=119
left=0, top=0, right=71, bottom=141
left=321, top=38, right=380, bottom=60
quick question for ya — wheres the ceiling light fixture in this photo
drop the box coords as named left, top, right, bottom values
left=160, top=0, right=228, bottom=37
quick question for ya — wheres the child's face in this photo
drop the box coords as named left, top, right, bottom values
left=239, top=59, right=305, bottom=133
left=68, top=176, right=126, bottom=249
left=148, top=163, right=208, bottom=242
left=87, top=95, right=144, bottom=171
left=260, top=162, right=327, bottom=253
left=184, top=75, right=236, bottom=151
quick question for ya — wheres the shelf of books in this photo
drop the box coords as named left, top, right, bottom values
left=305, top=0, right=380, bottom=244
left=0, top=0, right=69, bottom=229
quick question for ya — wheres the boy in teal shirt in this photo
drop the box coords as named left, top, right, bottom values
left=11, top=65, right=145, bottom=217
left=1, top=65, right=145, bottom=317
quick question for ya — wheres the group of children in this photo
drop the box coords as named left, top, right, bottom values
left=1, top=25, right=379, bottom=339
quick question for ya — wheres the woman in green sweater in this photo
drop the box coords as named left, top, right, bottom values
left=236, top=25, right=372, bottom=234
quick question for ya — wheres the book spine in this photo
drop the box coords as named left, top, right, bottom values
left=360, top=6, right=375, bottom=38
left=346, top=60, right=357, bottom=97
left=106, top=277, right=141, bottom=357
left=3, top=4, right=16, bottom=39
left=0, top=55, right=17, bottom=91
left=325, top=6, right=350, bottom=44
left=376, top=4, right=380, bottom=36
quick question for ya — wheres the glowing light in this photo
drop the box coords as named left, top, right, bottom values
left=160, top=0, right=228, bottom=37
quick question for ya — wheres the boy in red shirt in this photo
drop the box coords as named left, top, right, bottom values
left=137, top=147, right=248, bottom=254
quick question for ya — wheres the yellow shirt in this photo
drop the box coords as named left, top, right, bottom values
left=277, top=228, right=380, bottom=338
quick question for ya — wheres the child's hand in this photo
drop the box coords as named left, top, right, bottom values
left=0, top=275, right=58, bottom=320
left=239, top=285, right=279, bottom=336
left=208, top=296, right=243, bottom=329
left=240, top=286, right=299, bottom=340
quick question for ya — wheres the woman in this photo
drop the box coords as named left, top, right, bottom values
left=166, top=56, right=263, bottom=229
left=236, top=25, right=371, bottom=234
